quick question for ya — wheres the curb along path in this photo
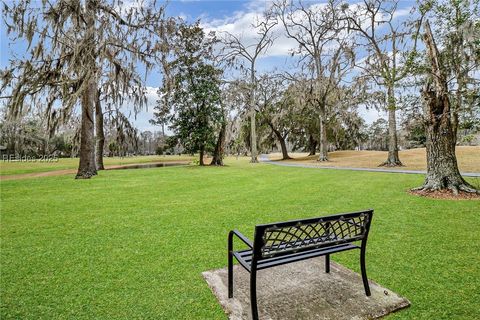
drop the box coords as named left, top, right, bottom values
left=258, top=155, right=480, bottom=178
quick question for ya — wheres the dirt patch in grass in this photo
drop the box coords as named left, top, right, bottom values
left=270, top=146, right=480, bottom=173
left=0, top=169, right=77, bottom=181
left=409, top=189, right=480, bottom=200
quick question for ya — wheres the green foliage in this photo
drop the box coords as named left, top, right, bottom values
left=366, top=119, right=389, bottom=150
left=327, top=113, right=368, bottom=150
left=161, top=23, right=223, bottom=162
left=401, top=112, right=427, bottom=149
left=155, top=146, right=164, bottom=155
left=108, top=141, right=118, bottom=155
left=0, top=117, right=75, bottom=157
left=460, top=134, right=476, bottom=145
left=164, top=136, right=179, bottom=155
left=406, top=123, right=427, bottom=148
left=1, top=161, right=479, bottom=319
left=0, top=119, right=45, bottom=156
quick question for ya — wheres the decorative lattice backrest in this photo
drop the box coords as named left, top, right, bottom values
left=255, top=210, right=373, bottom=259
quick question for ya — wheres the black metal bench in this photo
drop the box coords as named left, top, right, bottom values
left=228, top=209, right=374, bottom=320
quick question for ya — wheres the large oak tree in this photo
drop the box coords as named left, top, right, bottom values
left=274, top=0, right=354, bottom=161
left=343, top=0, right=424, bottom=166
left=221, top=13, right=277, bottom=163
left=412, top=0, right=479, bottom=195
left=1, top=0, right=166, bottom=178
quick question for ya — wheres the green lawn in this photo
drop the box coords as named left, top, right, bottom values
left=0, top=155, right=193, bottom=176
left=1, top=158, right=479, bottom=319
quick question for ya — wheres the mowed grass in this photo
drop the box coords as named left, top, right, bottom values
left=269, top=146, right=480, bottom=172
left=1, top=158, right=479, bottom=319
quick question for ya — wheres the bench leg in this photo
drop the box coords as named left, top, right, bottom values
left=360, top=245, right=371, bottom=296
left=228, top=232, right=234, bottom=299
left=250, top=269, right=259, bottom=320
left=228, top=250, right=233, bottom=298
left=325, top=254, right=330, bottom=273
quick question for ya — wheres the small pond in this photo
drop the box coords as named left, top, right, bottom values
left=107, top=162, right=188, bottom=170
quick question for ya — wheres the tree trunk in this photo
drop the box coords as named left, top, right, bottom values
left=413, top=20, right=477, bottom=194
left=162, top=123, right=166, bottom=157
left=317, top=107, right=328, bottom=161
left=250, top=67, right=258, bottom=163
left=250, top=108, right=258, bottom=163
left=95, top=89, right=105, bottom=170
left=269, top=123, right=291, bottom=160
left=76, top=78, right=97, bottom=179
left=452, top=69, right=463, bottom=145
left=199, top=145, right=205, bottom=166
left=416, top=85, right=476, bottom=193
left=76, top=0, right=97, bottom=179
left=380, top=85, right=403, bottom=167
left=211, top=119, right=226, bottom=166
left=308, top=134, right=317, bottom=156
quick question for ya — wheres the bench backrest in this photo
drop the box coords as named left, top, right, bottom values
left=252, top=209, right=373, bottom=260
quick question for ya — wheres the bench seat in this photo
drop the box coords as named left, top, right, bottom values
left=234, top=242, right=359, bottom=271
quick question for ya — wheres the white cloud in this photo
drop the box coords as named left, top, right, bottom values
left=201, top=3, right=298, bottom=58
left=393, top=7, right=412, bottom=20
left=131, top=86, right=160, bottom=132
left=202, top=1, right=411, bottom=59
left=115, top=86, right=163, bottom=133
left=359, top=105, right=382, bottom=125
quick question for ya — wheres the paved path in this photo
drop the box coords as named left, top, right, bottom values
left=259, top=155, right=480, bottom=177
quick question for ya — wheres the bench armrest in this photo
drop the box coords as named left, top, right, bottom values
left=229, top=229, right=253, bottom=248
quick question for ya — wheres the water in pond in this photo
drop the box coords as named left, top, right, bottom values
left=107, top=162, right=187, bottom=170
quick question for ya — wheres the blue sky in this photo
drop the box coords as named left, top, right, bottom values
left=0, top=0, right=416, bottom=132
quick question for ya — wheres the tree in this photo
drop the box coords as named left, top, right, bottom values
left=139, top=131, right=153, bottom=155
left=210, top=82, right=243, bottom=166
left=343, top=0, right=424, bottom=166
left=150, top=17, right=181, bottom=141
left=327, top=85, right=368, bottom=150
left=1, top=0, right=165, bottom=178
left=274, top=0, right=355, bottom=161
left=151, top=98, right=170, bottom=138
left=401, top=110, right=427, bottom=149
left=412, top=18, right=478, bottom=194
left=366, top=119, right=389, bottom=150
left=95, top=88, right=105, bottom=169
left=162, top=24, right=223, bottom=166
left=210, top=104, right=227, bottom=166
left=0, top=117, right=45, bottom=157
left=221, top=12, right=277, bottom=163
left=281, top=79, right=320, bottom=156
left=218, top=80, right=252, bottom=158
left=256, top=75, right=294, bottom=160
left=107, top=112, right=139, bottom=156
left=427, top=0, right=480, bottom=144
